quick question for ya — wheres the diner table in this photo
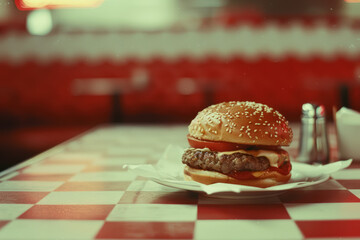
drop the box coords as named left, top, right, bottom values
left=0, top=124, right=359, bottom=240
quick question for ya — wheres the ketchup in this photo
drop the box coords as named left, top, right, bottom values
left=227, top=162, right=291, bottom=181
left=228, top=170, right=257, bottom=180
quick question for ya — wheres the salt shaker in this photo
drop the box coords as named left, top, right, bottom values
left=297, top=103, right=330, bottom=164
left=297, top=103, right=317, bottom=164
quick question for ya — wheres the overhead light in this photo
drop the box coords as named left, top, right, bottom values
left=16, top=0, right=104, bottom=10
left=27, top=9, right=53, bottom=35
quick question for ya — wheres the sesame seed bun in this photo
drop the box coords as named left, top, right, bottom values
left=188, top=101, right=293, bottom=146
left=184, top=165, right=291, bottom=188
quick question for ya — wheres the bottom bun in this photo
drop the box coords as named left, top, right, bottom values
left=184, top=165, right=291, bottom=188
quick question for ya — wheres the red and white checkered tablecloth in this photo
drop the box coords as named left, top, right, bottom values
left=0, top=125, right=359, bottom=240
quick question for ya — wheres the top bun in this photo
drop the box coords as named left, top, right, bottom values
left=189, top=101, right=293, bottom=146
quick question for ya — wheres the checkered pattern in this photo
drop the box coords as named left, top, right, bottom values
left=0, top=125, right=359, bottom=239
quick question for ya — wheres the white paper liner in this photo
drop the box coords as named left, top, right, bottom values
left=125, top=145, right=352, bottom=195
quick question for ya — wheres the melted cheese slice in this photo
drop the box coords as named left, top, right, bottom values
left=217, top=149, right=286, bottom=167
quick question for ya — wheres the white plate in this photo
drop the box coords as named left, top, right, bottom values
left=151, top=174, right=330, bottom=199
left=126, top=145, right=351, bottom=199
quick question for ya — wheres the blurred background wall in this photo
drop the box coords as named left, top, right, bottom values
left=0, top=0, right=360, bottom=170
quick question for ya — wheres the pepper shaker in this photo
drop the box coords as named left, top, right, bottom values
left=315, top=105, right=330, bottom=164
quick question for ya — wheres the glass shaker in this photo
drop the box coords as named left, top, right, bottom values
left=297, top=103, right=330, bottom=164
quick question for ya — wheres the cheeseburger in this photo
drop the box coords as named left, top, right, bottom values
left=182, top=101, right=293, bottom=188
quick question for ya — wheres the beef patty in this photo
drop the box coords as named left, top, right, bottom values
left=182, top=148, right=271, bottom=175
